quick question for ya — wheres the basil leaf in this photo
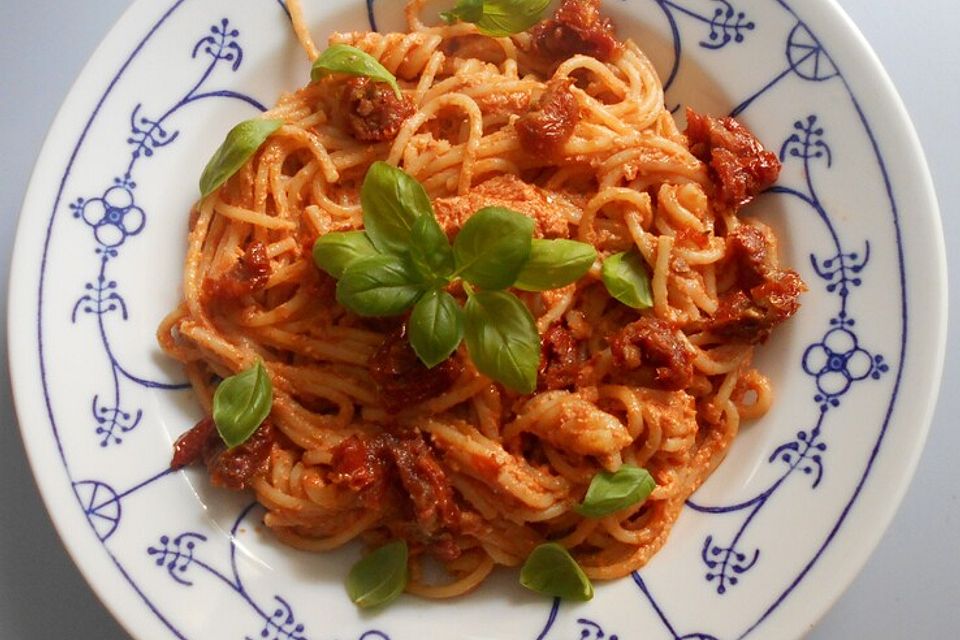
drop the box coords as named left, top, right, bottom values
left=411, top=215, right=455, bottom=281
left=346, top=540, right=408, bottom=609
left=441, top=0, right=552, bottom=37
left=575, top=465, right=656, bottom=518
left=337, top=254, right=425, bottom=317
left=361, top=162, right=434, bottom=255
left=409, top=290, right=465, bottom=368
left=199, top=119, right=283, bottom=198
left=312, top=231, right=379, bottom=278
left=212, top=362, right=273, bottom=448
left=453, top=207, right=534, bottom=290
left=514, top=239, right=597, bottom=292
left=440, top=0, right=484, bottom=24
left=601, top=251, right=653, bottom=309
left=310, top=44, right=401, bottom=97
left=520, top=543, right=593, bottom=601
left=464, top=290, right=539, bottom=393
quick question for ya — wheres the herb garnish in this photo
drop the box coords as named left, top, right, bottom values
left=199, top=119, right=284, bottom=198
left=310, top=44, right=402, bottom=97
left=312, top=162, right=597, bottom=393
left=464, top=290, right=541, bottom=393
left=346, top=540, right=409, bottom=608
left=441, top=0, right=552, bottom=37
left=312, top=231, right=379, bottom=279
left=601, top=250, right=654, bottom=310
left=516, top=239, right=598, bottom=292
left=520, top=543, right=594, bottom=601
left=211, top=361, right=273, bottom=448
left=410, top=289, right=465, bottom=368
left=575, top=465, right=657, bottom=518
left=454, top=206, right=534, bottom=289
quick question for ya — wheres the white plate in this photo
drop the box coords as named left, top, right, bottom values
left=8, top=1, right=946, bottom=638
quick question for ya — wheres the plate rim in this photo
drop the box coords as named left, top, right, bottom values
left=7, top=0, right=948, bottom=638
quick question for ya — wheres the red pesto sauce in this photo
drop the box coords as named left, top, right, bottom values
left=171, top=0, right=806, bottom=562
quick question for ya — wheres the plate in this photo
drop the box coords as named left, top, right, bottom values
left=8, top=1, right=946, bottom=638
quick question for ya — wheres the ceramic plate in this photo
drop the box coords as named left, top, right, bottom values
left=9, top=1, right=946, bottom=638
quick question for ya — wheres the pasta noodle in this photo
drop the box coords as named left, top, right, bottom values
left=160, top=0, right=804, bottom=598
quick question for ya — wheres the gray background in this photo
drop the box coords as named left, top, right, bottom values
left=0, top=1, right=955, bottom=637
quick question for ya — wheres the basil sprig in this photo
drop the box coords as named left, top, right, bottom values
left=411, top=214, right=456, bottom=281
left=454, top=207, right=534, bottom=290
left=311, top=44, right=401, bottom=97
left=312, top=162, right=595, bottom=393
left=520, top=543, right=594, bottom=601
left=212, top=362, right=273, bottom=448
left=601, top=250, right=653, bottom=309
left=199, top=119, right=284, bottom=198
left=464, top=290, right=540, bottom=394
left=441, top=0, right=552, bottom=37
left=516, top=239, right=597, bottom=292
left=360, top=162, right=433, bottom=255
left=410, top=289, right=465, bottom=368
left=346, top=540, right=408, bottom=609
left=575, top=465, right=657, bottom=518
left=312, top=231, right=378, bottom=278
left=337, top=254, right=426, bottom=317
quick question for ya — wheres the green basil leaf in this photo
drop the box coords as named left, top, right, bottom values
left=453, top=207, right=534, bottom=290
left=212, top=362, right=273, bottom=449
left=464, top=290, right=539, bottom=393
left=346, top=540, right=408, bottom=609
left=199, top=119, right=283, bottom=198
left=441, top=0, right=552, bottom=37
left=310, top=44, right=401, bottom=97
left=410, top=215, right=455, bottom=281
left=312, top=231, right=379, bottom=279
left=574, top=465, right=656, bottom=518
left=601, top=251, right=653, bottom=309
left=361, top=162, right=434, bottom=255
left=409, top=289, right=465, bottom=368
left=520, top=543, right=593, bottom=601
left=514, top=239, right=597, bottom=292
left=337, top=254, right=425, bottom=317
left=440, top=0, right=484, bottom=24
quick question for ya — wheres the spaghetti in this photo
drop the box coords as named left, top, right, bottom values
left=160, top=0, right=805, bottom=599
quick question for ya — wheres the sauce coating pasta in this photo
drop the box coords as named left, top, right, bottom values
left=161, top=0, right=805, bottom=598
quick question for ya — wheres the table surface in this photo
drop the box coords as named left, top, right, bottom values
left=1, top=1, right=956, bottom=638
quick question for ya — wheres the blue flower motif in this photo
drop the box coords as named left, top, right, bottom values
left=73, top=184, right=146, bottom=248
left=802, top=327, right=874, bottom=405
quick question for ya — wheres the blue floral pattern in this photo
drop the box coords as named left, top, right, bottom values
left=68, top=18, right=267, bottom=447
left=59, top=13, right=392, bottom=638
left=145, top=505, right=322, bottom=640
left=535, top=600, right=622, bottom=640
left=143, top=503, right=394, bottom=639
left=33, top=0, right=910, bottom=638
left=661, top=0, right=755, bottom=49
left=72, top=179, right=146, bottom=249
left=535, top=2, right=901, bottom=638
left=804, top=328, right=882, bottom=404
left=678, top=115, right=888, bottom=600
left=651, top=0, right=755, bottom=97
